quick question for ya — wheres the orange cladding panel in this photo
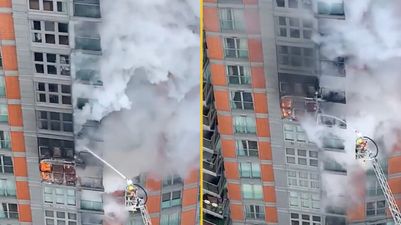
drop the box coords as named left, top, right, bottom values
left=256, top=118, right=270, bottom=137
left=389, top=177, right=401, bottom=194
left=266, top=207, right=277, bottom=223
left=146, top=195, right=161, bottom=214
left=18, top=204, right=32, bottom=222
left=13, top=157, right=27, bottom=177
left=8, top=104, right=23, bottom=127
left=221, top=139, right=236, bottom=158
left=214, top=90, right=230, bottom=111
left=254, top=93, right=268, bottom=113
left=248, top=38, right=263, bottom=62
left=230, top=204, right=244, bottom=220
left=263, top=186, right=276, bottom=203
left=210, top=64, right=226, bottom=86
left=2, top=46, right=18, bottom=70
left=217, top=115, right=233, bottom=135
left=258, top=142, right=272, bottom=160
left=182, top=188, right=197, bottom=207
left=224, top=161, right=239, bottom=180
left=16, top=181, right=30, bottom=200
left=388, top=156, right=401, bottom=174
left=0, top=0, right=12, bottom=7
left=251, top=67, right=265, bottom=88
left=184, top=168, right=199, bottom=184
left=5, top=76, right=21, bottom=99
left=206, top=36, right=223, bottom=60
left=11, top=131, right=25, bottom=152
left=145, top=177, right=161, bottom=191
left=204, top=7, right=219, bottom=32
left=227, top=183, right=241, bottom=200
left=261, top=164, right=274, bottom=182
left=181, top=209, right=196, bottom=225
left=0, top=13, right=15, bottom=40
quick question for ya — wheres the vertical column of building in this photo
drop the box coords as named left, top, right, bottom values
left=204, top=0, right=277, bottom=224
left=0, top=0, right=33, bottom=223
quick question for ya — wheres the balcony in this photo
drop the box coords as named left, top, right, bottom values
left=39, top=160, right=76, bottom=186
left=204, top=214, right=231, bottom=225
left=203, top=104, right=217, bottom=131
left=79, top=176, right=103, bottom=191
left=280, top=96, right=318, bottom=121
left=320, top=88, right=346, bottom=104
left=203, top=152, right=223, bottom=177
left=203, top=194, right=229, bottom=219
left=203, top=129, right=220, bottom=153
left=203, top=81, right=214, bottom=106
left=204, top=173, right=226, bottom=197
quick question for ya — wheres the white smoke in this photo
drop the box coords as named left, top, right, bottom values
left=72, top=0, right=199, bottom=222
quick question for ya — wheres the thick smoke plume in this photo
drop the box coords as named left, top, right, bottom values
left=72, top=0, right=200, bottom=218
left=298, top=0, right=401, bottom=211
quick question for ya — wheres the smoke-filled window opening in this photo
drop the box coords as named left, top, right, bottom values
left=277, top=45, right=316, bottom=70
left=290, top=213, right=321, bottom=225
left=161, top=190, right=182, bottom=209
left=321, top=135, right=345, bottom=151
left=160, top=211, right=180, bottom=225
left=244, top=204, right=265, bottom=220
left=323, top=159, right=346, bottom=173
left=219, top=8, right=245, bottom=32
left=320, top=57, right=346, bottom=77
left=44, top=210, right=77, bottom=225
left=0, top=178, right=16, bottom=197
left=0, top=155, right=13, bottom=174
left=317, top=0, right=345, bottom=17
left=278, top=73, right=319, bottom=98
left=276, top=16, right=313, bottom=40
left=287, top=170, right=320, bottom=189
left=289, top=191, right=320, bottom=210
left=233, top=115, right=256, bottom=134
left=325, top=215, right=346, bottom=225
left=0, top=203, right=18, bottom=219
left=236, top=139, right=258, bottom=157
left=76, top=98, right=89, bottom=110
left=230, top=90, right=254, bottom=110
left=37, top=137, right=74, bottom=160
left=36, top=82, right=72, bottom=105
left=43, top=186, right=76, bottom=206
left=224, top=37, right=248, bottom=59
left=37, top=111, right=73, bottom=132
left=28, top=0, right=67, bottom=13
left=73, top=0, right=101, bottom=18
left=320, top=88, right=346, bottom=104
left=74, top=22, right=101, bottom=51
left=226, top=64, right=251, bottom=85
left=241, top=183, right=263, bottom=200
left=239, top=162, right=261, bottom=178
left=33, top=52, right=70, bottom=76
left=30, top=20, right=69, bottom=46
left=162, top=175, right=183, bottom=187
left=285, top=148, right=319, bottom=167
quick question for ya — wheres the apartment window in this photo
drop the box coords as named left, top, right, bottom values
left=231, top=91, right=253, bottom=110
left=233, top=116, right=256, bottom=134
left=31, top=20, right=69, bottom=45
left=366, top=201, right=385, bottom=216
left=0, top=179, right=16, bottom=196
left=0, top=105, right=8, bottom=122
left=74, top=0, right=101, bottom=18
left=277, top=16, right=313, bottom=39
left=320, top=57, right=345, bottom=76
left=366, top=176, right=384, bottom=196
left=318, top=0, right=344, bottom=16
left=0, top=131, right=10, bottom=149
left=75, top=22, right=101, bottom=51
left=285, top=148, right=318, bottom=167
left=224, top=37, right=248, bottom=58
left=161, top=191, right=181, bottom=208
left=325, top=216, right=346, bottom=225
left=239, top=162, right=260, bottom=178
left=44, top=186, right=76, bottom=206
left=227, top=65, right=251, bottom=85
left=278, top=45, right=314, bottom=68
left=38, top=137, right=74, bottom=160
left=276, top=0, right=312, bottom=9
left=289, top=191, right=320, bottom=210
left=323, top=160, right=346, bottom=173
left=220, top=8, right=244, bottom=31
left=245, top=204, right=265, bottom=220
left=236, top=140, right=258, bottom=157
left=160, top=211, right=180, bottom=225
left=0, top=155, right=13, bottom=174
left=291, top=213, right=321, bottom=225
left=45, top=210, right=77, bottom=225
left=0, top=203, right=18, bottom=219
left=36, top=82, right=71, bottom=105
left=288, top=170, right=319, bottom=189
left=0, top=77, right=5, bottom=98
left=29, top=0, right=67, bottom=12
left=163, top=175, right=182, bottom=187
left=34, top=52, right=70, bottom=76
left=37, top=111, right=73, bottom=132
left=283, top=124, right=308, bottom=143
left=242, top=184, right=263, bottom=199
left=322, top=137, right=345, bottom=150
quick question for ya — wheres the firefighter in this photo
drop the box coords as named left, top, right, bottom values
left=356, top=136, right=368, bottom=159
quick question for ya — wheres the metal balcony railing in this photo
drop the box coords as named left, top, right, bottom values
left=203, top=174, right=226, bottom=196
left=203, top=196, right=229, bottom=219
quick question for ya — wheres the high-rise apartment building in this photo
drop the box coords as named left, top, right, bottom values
left=203, top=0, right=401, bottom=225
left=0, top=1, right=199, bottom=225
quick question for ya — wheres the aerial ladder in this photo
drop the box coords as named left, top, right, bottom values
left=81, top=147, right=152, bottom=225
left=355, top=132, right=401, bottom=225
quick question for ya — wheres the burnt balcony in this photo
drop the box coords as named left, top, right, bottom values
left=280, top=96, right=318, bottom=121
left=203, top=104, right=217, bottom=131
left=204, top=173, right=226, bottom=197
left=203, top=151, right=223, bottom=177
left=203, top=81, right=214, bottom=106
left=204, top=214, right=231, bottom=225
left=203, top=194, right=230, bottom=219
left=39, top=160, right=77, bottom=186
left=203, top=129, right=220, bottom=153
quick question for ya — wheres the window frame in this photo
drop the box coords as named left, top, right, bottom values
left=236, top=139, right=258, bottom=157
left=161, top=191, right=182, bottom=209
left=239, top=162, right=261, bottom=178
left=224, top=37, right=248, bottom=59
left=226, top=65, right=251, bottom=85
left=44, top=210, right=77, bottom=225
left=219, top=8, right=245, bottom=32
left=231, top=90, right=254, bottom=110
left=31, top=20, right=69, bottom=46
